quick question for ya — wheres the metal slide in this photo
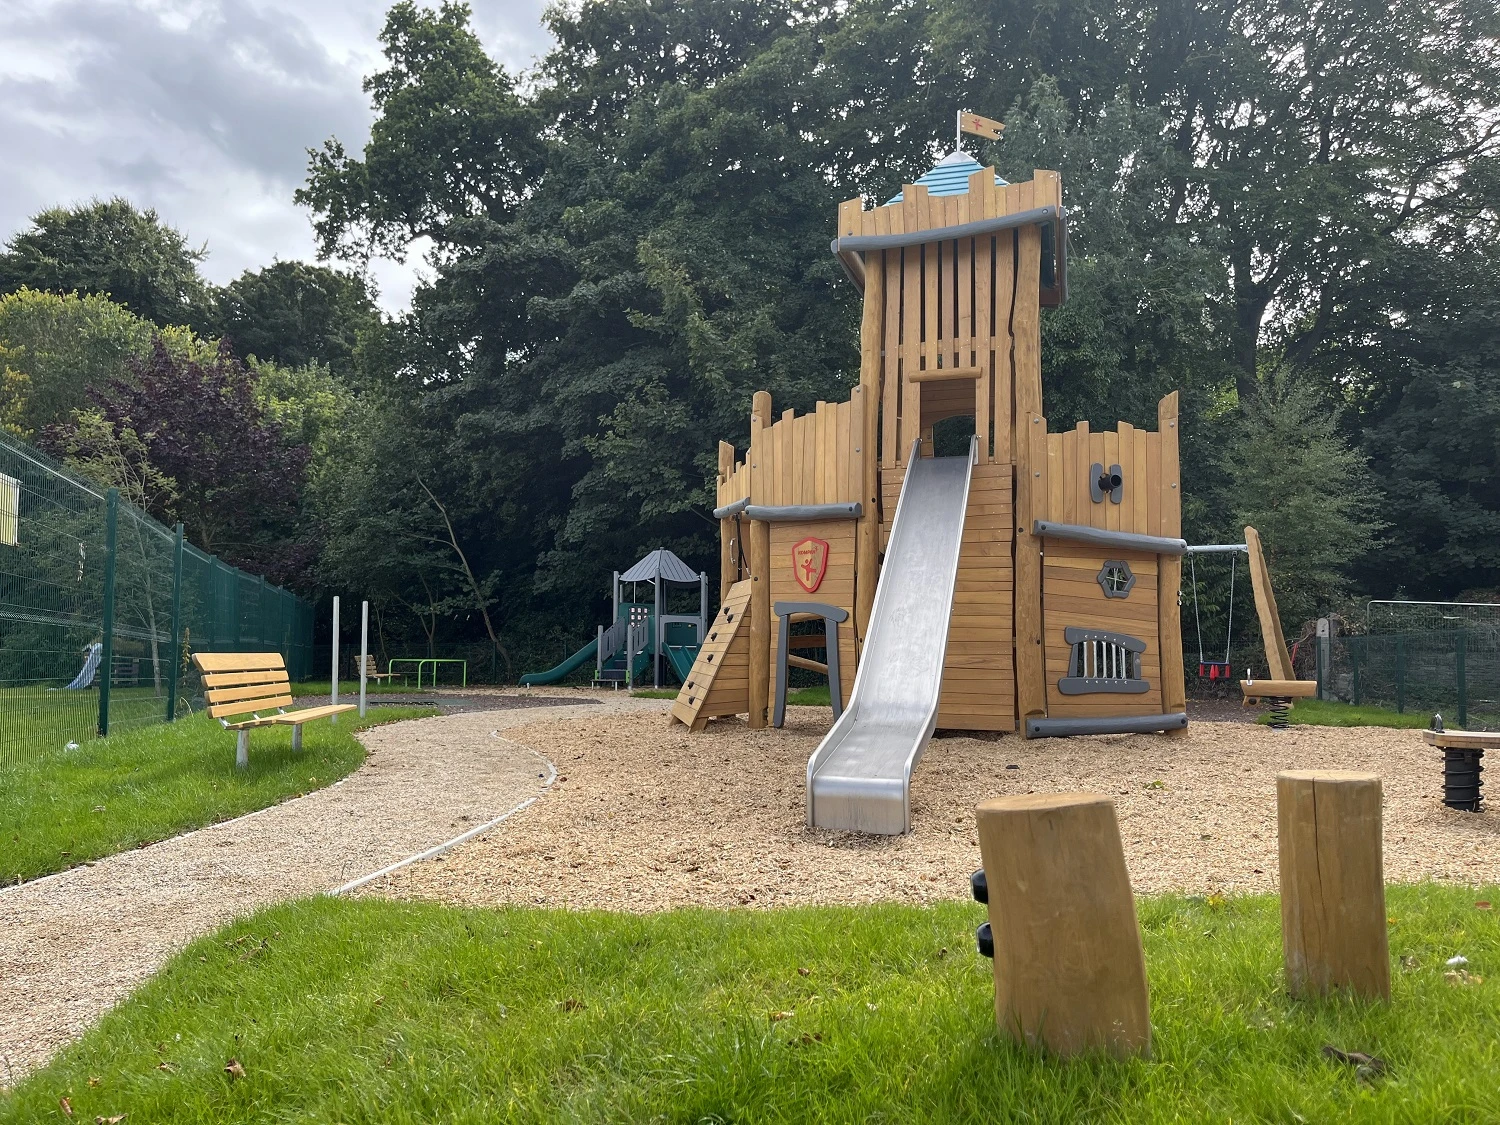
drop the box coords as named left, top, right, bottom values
left=806, top=436, right=977, bottom=834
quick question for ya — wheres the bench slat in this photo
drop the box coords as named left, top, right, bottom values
left=208, top=694, right=294, bottom=719
left=194, top=652, right=286, bottom=673
left=205, top=681, right=294, bottom=707
left=201, top=669, right=292, bottom=690
left=267, top=704, right=357, bottom=724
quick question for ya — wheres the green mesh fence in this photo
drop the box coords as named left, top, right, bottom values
left=0, top=431, right=314, bottom=766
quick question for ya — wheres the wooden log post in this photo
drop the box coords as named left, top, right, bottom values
left=747, top=390, right=773, bottom=729
left=1012, top=226, right=1048, bottom=730
left=718, top=440, right=737, bottom=603
left=1277, top=770, right=1390, bottom=1000
left=975, top=793, right=1152, bottom=1058
left=1157, top=392, right=1187, bottom=733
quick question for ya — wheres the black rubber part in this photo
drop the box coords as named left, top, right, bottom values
left=976, top=921, right=994, bottom=959
left=971, top=868, right=988, bottom=904
left=1444, top=747, right=1484, bottom=812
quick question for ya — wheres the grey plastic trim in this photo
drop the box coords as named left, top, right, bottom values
left=1063, top=626, right=1146, bottom=651
left=1058, top=677, right=1151, bottom=696
left=712, top=497, right=750, bottom=520
left=832, top=206, right=1060, bottom=254
left=1033, top=520, right=1187, bottom=556
left=772, top=601, right=847, bottom=729
left=746, top=502, right=862, bottom=522
left=1026, top=713, right=1189, bottom=738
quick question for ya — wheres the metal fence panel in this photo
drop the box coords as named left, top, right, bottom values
left=0, top=431, right=314, bottom=766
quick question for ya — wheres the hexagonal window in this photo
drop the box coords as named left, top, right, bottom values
left=1096, top=559, right=1135, bottom=599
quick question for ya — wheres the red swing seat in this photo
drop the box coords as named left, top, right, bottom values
left=1198, top=661, right=1232, bottom=681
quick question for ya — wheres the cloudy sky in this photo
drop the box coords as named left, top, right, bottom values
left=0, top=0, right=555, bottom=312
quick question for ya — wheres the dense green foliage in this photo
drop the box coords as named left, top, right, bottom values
left=0, top=199, right=213, bottom=330
left=3, top=889, right=1497, bottom=1121
left=0, top=706, right=434, bottom=885
left=2, top=0, right=1497, bottom=661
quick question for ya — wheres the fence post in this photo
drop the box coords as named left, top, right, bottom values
left=1351, top=638, right=1361, bottom=705
left=1395, top=635, right=1406, bottom=714
left=98, top=488, right=119, bottom=737
left=165, top=523, right=185, bottom=722
left=1456, top=631, right=1467, bottom=729
left=1316, top=618, right=1330, bottom=701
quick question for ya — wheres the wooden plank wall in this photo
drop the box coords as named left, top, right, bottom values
left=1042, top=543, right=1163, bottom=718
left=768, top=522, right=858, bottom=709
left=1039, top=422, right=1165, bottom=535
left=842, top=171, right=1060, bottom=475
left=938, top=462, right=1016, bottom=730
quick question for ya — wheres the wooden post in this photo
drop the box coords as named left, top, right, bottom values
left=854, top=242, right=884, bottom=652
left=1157, top=392, right=1187, bottom=730
left=748, top=391, right=772, bottom=729
left=718, top=441, right=737, bottom=603
left=975, top=793, right=1152, bottom=1058
left=1277, top=770, right=1390, bottom=1000
left=1012, top=227, right=1047, bottom=730
left=1246, top=525, right=1294, bottom=681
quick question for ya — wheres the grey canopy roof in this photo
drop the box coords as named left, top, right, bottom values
left=619, top=548, right=700, bottom=584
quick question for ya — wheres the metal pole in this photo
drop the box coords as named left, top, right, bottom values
left=699, top=572, right=708, bottom=636
left=1184, top=544, right=1250, bottom=555
left=166, top=523, right=184, bottom=722
left=359, top=599, right=369, bottom=718
left=1395, top=635, right=1406, bottom=714
left=98, top=488, right=119, bottom=737
left=1456, top=631, right=1467, bottom=729
left=653, top=574, right=661, bottom=689
left=612, top=572, right=620, bottom=620
left=331, top=595, right=340, bottom=722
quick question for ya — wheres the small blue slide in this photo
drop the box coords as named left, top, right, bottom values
left=65, top=642, right=103, bottom=690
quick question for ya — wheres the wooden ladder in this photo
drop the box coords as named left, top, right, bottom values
left=669, top=579, right=753, bottom=731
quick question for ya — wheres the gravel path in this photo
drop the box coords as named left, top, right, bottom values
left=381, top=708, right=1500, bottom=912
left=0, top=695, right=654, bottom=1085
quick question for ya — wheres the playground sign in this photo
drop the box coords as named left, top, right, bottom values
left=792, top=537, right=830, bottom=593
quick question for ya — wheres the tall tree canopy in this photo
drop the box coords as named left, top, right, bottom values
left=290, top=0, right=1500, bottom=660
left=213, top=261, right=380, bottom=378
left=0, top=199, right=213, bottom=330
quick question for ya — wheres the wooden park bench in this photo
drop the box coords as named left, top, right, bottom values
left=356, top=654, right=398, bottom=687
left=193, top=652, right=355, bottom=768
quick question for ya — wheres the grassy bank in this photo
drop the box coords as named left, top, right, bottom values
left=0, top=706, right=434, bottom=885
left=4, top=886, right=1496, bottom=1122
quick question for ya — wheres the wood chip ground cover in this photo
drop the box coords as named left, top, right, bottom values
left=378, top=706, right=1500, bottom=910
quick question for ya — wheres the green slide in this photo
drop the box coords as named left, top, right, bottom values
left=664, top=644, right=700, bottom=684
left=519, top=637, right=599, bottom=686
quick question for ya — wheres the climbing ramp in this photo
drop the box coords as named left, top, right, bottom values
left=669, top=580, right=753, bottom=731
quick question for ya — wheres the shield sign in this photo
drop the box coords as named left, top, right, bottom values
left=792, top=537, right=830, bottom=594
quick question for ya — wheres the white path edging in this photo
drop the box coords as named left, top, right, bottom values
left=329, top=734, right=557, bottom=897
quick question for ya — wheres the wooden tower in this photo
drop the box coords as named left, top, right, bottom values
left=677, top=154, right=1186, bottom=737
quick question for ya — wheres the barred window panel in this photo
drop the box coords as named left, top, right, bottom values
left=1059, top=626, right=1150, bottom=695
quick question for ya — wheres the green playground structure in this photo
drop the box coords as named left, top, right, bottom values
left=519, top=549, right=708, bottom=689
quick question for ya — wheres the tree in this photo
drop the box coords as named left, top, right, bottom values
left=42, top=339, right=312, bottom=583
left=1221, top=377, right=1384, bottom=627
left=0, top=199, right=213, bottom=330
left=0, top=289, right=154, bottom=437
left=214, top=262, right=380, bottom=378
left=296, top=0, right=546, bottom=263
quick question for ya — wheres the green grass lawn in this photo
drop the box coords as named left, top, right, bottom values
left=2, top=887, right=1495, bottom=1123
left=1263, top=698, right=1437, bottom=729
left=0, top=706, right=434, bottom=886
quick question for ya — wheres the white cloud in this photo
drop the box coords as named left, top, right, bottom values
left=0, top=0, right=556, bottom=314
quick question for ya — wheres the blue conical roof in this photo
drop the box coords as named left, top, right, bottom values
left=887, top=149, right=1008, bottom=204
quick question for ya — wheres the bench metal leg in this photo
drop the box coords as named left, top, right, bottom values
left=235, top=730, right=249, bottom=769
left=292, top=724, right=303, bottom=753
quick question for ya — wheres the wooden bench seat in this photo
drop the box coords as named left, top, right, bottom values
left=357, top=654, right=397, bottom=685
left=193, top=652, right=356, bottom=767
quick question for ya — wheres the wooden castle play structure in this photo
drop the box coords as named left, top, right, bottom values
left=668, top=151, right=1306, bottom=833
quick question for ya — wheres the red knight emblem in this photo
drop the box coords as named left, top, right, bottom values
left=792, top=537, right=830, bottom=594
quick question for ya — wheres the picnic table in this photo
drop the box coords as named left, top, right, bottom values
left=388, top=657, right=468, bottom=690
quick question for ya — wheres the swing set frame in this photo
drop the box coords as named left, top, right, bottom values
left=1186, top=542, right=1246, bottom=682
